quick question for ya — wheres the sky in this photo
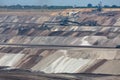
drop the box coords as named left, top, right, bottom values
left=0, top=0, right=119, bottom=6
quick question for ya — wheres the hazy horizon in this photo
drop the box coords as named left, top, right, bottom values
left=0, top=0, right=119, bottom=6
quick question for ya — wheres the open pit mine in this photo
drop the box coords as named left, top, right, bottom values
left=0, top=8, right=120, bottom=80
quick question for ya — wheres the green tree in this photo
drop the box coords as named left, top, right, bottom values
left=87, top=3, right=93, bottom=8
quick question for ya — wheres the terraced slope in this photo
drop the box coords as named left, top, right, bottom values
left=0, top=26, right=120, bottom=47
left=0, top=11, right=120, bottom=47
left=0, top=46, right=119, bottom=74
left=0, top=10, right=120, bottom=80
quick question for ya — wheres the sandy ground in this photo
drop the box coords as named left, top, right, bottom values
left=0, top=69, right=120, bottom=80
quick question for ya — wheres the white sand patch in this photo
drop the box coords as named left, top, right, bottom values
left=0, top=54, right=24, bottom=66
left=80, top=36, right=91, bottom=46
left=40, top=56, right=90, bottom=73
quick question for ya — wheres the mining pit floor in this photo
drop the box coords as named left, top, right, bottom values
left=0, top=8, right=120, bottom=79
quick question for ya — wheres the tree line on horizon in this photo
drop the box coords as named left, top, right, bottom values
left=0, top=4, right=119, bottom=9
